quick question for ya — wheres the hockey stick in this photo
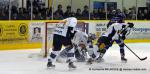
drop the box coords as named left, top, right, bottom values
left=124, top=44, right=147, bottom=61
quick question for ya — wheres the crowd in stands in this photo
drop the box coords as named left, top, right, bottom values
left=0, top=2, right=149, bottom=20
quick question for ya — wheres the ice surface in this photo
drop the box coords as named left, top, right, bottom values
left=0, top=43, right=150, bottom=74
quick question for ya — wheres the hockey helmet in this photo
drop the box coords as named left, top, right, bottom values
left=66, top=17, right=77, bottom=27
left=127, top=22, right=134, bottom=28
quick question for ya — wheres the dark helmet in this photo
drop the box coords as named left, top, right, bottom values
left=127, top=22, right=134, bottom=28
left=111, top=17, right=124, bottom=23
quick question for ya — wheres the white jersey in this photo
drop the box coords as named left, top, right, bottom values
left=102, top=23, right=126, bottom=40
left=53, top=23, right=68, bottom=37
left=53, top=17, right=77, bottom=37
left=72, top=31, right=88, bottom=46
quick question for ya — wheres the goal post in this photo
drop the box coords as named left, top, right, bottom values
left=42, top=21, right=88, bottom=57
left=28, top=21, right=88, bottom=58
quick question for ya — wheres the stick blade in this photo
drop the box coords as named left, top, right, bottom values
left=140, top=57, right=147, bottom=61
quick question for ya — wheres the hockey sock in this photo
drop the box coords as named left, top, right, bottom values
left=119, top=43, right=125, bottom=57
left=48, top=51, right=60, bottom=64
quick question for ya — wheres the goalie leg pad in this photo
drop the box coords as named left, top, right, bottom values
left=67, top=47, right=75, bottom=62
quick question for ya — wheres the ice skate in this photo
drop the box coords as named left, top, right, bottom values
left=66, top=59, right=76, bottom=70
left=96, top=56, right=104, bottom=63
left=121, top=57, right=127, bottom=63
left=68, top=62, right=77, bottom=70
left=86, top=58, right=93, bottom=65
left=47, top=62, right=55, bottom=69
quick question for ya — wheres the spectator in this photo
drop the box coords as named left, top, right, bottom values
left=33, top=0, right=39, bottom=8
left=108, top=9, right=116, bottom=19
left=11, top=13, right=18, bottom=20
left=98, top=8, right=106, bottom=20
left=55, top=4, right=64, bottom=17
left=75, top=8, right=82, bottom=20
left=34, top=12, right=44, bottom=20
left=64, top=5, right=72, bottom=18
left=128, top=8, right=136, bottom=20
left=143, top=9, right=149, bottom=20
left=4, top=6, right=9, bottom=15
left=39, top=5, right=47, bottom=19
left=27, top=0, right=31, bottom=9
left=123, top=7, right=129, bottom=19
left=33, top=7, right=39, bottom=15
left=54, top=12, right=63, bottom=20
left=25, top=7, right=31, bottom=20
left=116, top=9, right=126, bottom=19
left=17, top=8, right=26, bottom=20
left=137, top=10, right=144, bottom=20
left=82, top=5, right=89, bottom=20
left=46, top=7, right=52, bottom=20
left=91, top=9, right=99, bottom=20
left=71, top=11, right=75, bottom=17
left=0, top=11, right=8, bottom=20
left=11, top=5, right=18, bottom=15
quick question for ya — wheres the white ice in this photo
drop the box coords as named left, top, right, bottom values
left=0, top=43, right=150, bottom=74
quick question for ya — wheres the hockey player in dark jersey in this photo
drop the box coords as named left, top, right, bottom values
left=107, top=15, right=125, bottom=28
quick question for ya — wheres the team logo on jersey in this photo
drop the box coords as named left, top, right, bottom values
left=18, top=23, right=27, bottom=36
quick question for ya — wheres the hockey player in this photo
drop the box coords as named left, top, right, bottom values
left=87, top=22, right=134, bottom=64
left=107, top=16, right=131, bottom=62
left=47, top=17, right=77, bottom=69
left=72, top=30, right=88, bottom=62
left=107, top=16, right=125, bottom=28
left=57, top=30, right=89, bottom=62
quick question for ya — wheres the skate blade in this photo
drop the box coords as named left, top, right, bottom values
left=47, top=67, right=55, bottom=70
left=68, top=67, right=76, bottom=71
left=121, top=60, right=127, bottom=63
left=96, top=60, right=104, bottom=63
left=86, top=62, right=92, bottom=65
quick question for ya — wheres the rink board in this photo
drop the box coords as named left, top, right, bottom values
left=0, top=20, right=150, bottom=50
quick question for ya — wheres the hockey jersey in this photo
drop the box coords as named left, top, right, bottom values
left=53, top=17, right=77, bottom=37
left=103, top=23, right=127, bottom=40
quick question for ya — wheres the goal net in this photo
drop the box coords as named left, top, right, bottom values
left=28, top=21, right=88, bottom=58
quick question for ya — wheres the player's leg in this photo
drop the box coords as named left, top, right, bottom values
left=87, top=36, right=110, bottom=64
left=56, top=47, right=68, bottom=63
left=63, top=38, right=76, bottom=69
left=47, top=34, right=63, bottom=68
left=75, top=46, right=86, bottom=62
left=115, top=39, right=127, bottom=62
left=97, top=36, right=110, bottom=58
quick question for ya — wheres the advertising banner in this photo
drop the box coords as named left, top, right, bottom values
left=87, top=21, right=150, bottom=39
left=87, top=21, right=108, bottom=37
left=29, top=22, right=45, bottom=42
left=128, top=22, right=150, bottom=39
left=0, top=21, right=28, bottom=44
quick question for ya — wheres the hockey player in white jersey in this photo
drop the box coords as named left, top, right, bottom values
left=87, top=22, right=134, bottom=64
left=72, top=30, right=88, bottom=62
left=57, top=30, right=89, bottom=62
left=108, top=22, right=134, bottom=62
left=47, top=17, right=77, bottom=69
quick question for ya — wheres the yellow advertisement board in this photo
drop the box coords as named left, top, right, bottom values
left=0, top=21, right=28, bottom=44
left=0, top=20, right=150, bottom=50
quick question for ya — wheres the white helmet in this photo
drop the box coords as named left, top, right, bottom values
left=66, top=17, right=77, bottom=27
